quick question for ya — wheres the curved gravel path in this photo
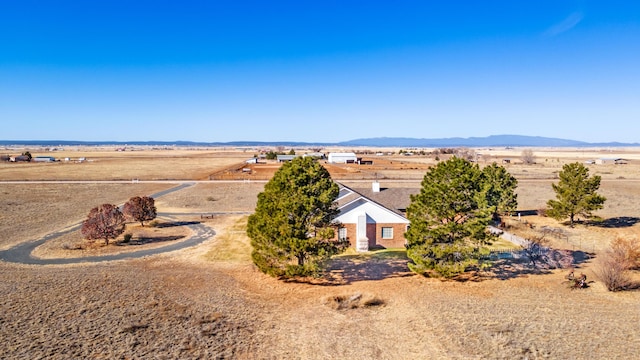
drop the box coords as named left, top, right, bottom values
left=0, top=222, right=215, bottom=265
left=0, top=183, right=221, bottom=265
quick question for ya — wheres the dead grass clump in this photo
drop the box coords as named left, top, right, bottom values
left=199, top=312, right=223, bottom=324
left=121, top=323, right=149, bottom=334
left=61, top=242, right=83, bottom=250
left=323, top=293, right=385, bottom=310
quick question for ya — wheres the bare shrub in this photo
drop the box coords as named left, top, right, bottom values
left=594, top=251, right=631, bottom=291
left=610, top=237, right=640, bottom=270
left=537, top=207, right=548, bottom=217
left=521, top=149, right=536, bottom=165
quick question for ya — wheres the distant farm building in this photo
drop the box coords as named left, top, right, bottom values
left=328, top=152, right=358, bottom=164
left=276, top=155, right=298, bottom=162
left=595, top=158, right=627, bottom=165
left=33, top=156, right=56, bottom=162
left=245, top=158, right=259, bottom=164
left=10, top=155, right=30, bottom=162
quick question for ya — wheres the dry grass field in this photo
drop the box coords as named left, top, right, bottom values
left=0, top=147, right=251, bottom=180
left=0, top=183, right=172, bottom=250
left=2, top=146, right=640, bottom=359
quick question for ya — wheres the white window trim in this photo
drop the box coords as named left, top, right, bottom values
left=381, top=227, right=393, bottom=239
left=338, top=227, right=348, bottom=240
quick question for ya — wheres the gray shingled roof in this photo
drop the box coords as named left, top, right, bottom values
left=336, top=183, right=420, bottom=216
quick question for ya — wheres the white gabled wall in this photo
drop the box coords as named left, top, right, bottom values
left=335, top=198, right=409, bottom=225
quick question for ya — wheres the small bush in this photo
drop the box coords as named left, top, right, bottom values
left=206, top=196, right=216, bottom=202
left=62, top=243, right=82, bottom=250
left=537, top=208, right=548, bottom=217
left=148, top=220, right=160, bottom=228
left=122, top=233, right=133, bottom=243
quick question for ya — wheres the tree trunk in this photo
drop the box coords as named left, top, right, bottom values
left=297, top=254, right=305, bottom=266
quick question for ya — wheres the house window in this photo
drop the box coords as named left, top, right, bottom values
left=381, top=227, right=393, bottom=239
left=338, top=227, right=347, bottom=241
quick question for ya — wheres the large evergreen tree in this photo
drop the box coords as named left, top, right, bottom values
left=480, top=162, right=518, bottom=219
left=247, top=156, right=345, bottom=277
left=547, top=162, right=606, bottom=227
left=405, top=157, right=493, bottom=278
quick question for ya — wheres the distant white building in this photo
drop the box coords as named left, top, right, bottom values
left=276, top=155, right=298, bottom=162
left=328, top=152, right=357, bottom=164
left=33, top=156, right=56, bottom=162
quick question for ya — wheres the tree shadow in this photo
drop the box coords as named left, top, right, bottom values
left=154, top=221, right=201, bottom=228
left=118, top=235, right=185, bottom=246
left=322, top=252, right=415, bottom=285
left=589, top=217, right=640, bottom=228
left=480, top=250, right=593, bottom=281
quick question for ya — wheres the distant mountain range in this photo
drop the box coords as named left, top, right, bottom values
left=0, top=135, right=637, bottom=148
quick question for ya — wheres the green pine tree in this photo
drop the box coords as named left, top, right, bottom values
left=480, top=162, right=518, bottom=219
left=247, top=156, right=346, bottom=278
left=547, top=162, right=606, bottom=227
left=405, top=157, right=493, bottom=278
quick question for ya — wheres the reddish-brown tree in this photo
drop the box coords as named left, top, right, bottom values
left=123, top=196, right=157, bottom=226
left=81, top=204, right=126, bottom=245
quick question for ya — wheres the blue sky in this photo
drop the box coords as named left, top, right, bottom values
left=1, top=1, right=639, bottom=143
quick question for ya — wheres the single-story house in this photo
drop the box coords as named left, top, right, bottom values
left=328, top=152, right=358, bottom=164
left=333, top=182, right=416, bottom=251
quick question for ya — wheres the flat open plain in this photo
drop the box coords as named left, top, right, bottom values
left=1, top=146, right=640, bottom=359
